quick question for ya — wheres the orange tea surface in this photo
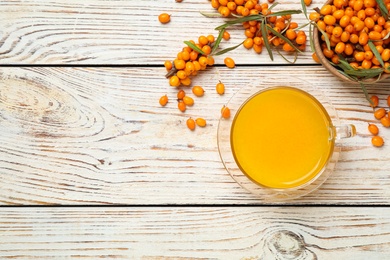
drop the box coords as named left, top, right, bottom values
left=231, top=87, right=333, bottom=189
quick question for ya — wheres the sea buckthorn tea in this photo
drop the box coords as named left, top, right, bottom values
left=230, top=87, right=334, bottom=189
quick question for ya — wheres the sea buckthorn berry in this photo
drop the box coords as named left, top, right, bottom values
left=164, top=60, right=172, bottom=71
left=324, top=15, right=336, bottom=25
left=381, top=49, right=390, bottom=61
left=192, top=86, right=205, bottom=97
left=195, top=118, right=207, bottom=127
left=223, top=31, right=231, bottom=41
left=224, top=57, right=235, bottom=68
left=380, top=116, right=390, bottom=127
left=221, top=105, right=231, bottom=119
left=177, top=90, right=185, bottom=100
left=198, top=56, right=208, bottom=67
left=176, top=70, right=187, bottom=80
left=286, top=29, right=297, bottom=40
left=309, top=12, right=320, bottom=22
left=158, top=13, right=171, bottom=24
left=216, top=81, right=225, bottom=95
left=183, top=96, right=194, bottom=106
left=368, top=123, right=379, bottom=135
left=370, top=95, right=379, bottom=107
left=371, top=135, right=384, bottom=147
left=369, top=31, right=382, bottom=40
left=335, top=42, right=346, bottom=54
left=159, top=95, right=168, bottom=106
left=178, top=100, right=186, bottom=112
left=339, top=15, right=351, bottom=27
left=219, top=6, right=231, bottom=17
left=332, top=27, right=343, bottom=38
left=374, top=108, right=386, bottom=120
left=312, top=52, right=320, bottom=63
left=174, top=59, right=186, bottom=70
left=243, top=38, right=254, bottom=49
left=169, top=75, right=180, bottom=87
left=186, top=118, right=196, bottom=131
left=180, top=77, right=191, bottom=86
left=282, top=42, right=295, bottom=52
left=198, top=35, right=209, bottom=46
left=320, top=4, right=332, bottom=15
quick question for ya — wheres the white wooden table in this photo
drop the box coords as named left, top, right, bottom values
left=1, top=0, right=390, bottom=258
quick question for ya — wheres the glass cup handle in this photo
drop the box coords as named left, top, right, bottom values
left=332, top=124, right=356, bottom=140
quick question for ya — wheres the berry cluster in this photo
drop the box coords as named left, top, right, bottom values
left=210, top=0, right=308, bottom=55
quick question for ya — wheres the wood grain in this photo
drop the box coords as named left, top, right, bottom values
left=0, top=0, right=318, bottom=65
left=0, top=66, right=389, bottom=205
left=1, top=207, right=390, bottom=259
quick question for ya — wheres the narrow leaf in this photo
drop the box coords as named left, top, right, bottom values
left=276, top=48, right=298, bottom=64
left=267, top=10, right=302, bottom=17
left=268, top=2, right=279, bottom=11
left=360, top=82, right=372, bottom=104
left=261, top=20, right=273, bottom=61
left=184, top=41, right=205, bottom=55
left=300, top=0, right=308, bottom=19
left=211, top=28, right=225, bottom=54
left=199, top=11, right=222, bottom=18
left=376, top=0, right=389, bottom=20
left=368, top=40, right=384, bottom=67
left=215, top=14, right=262, bottom=30
left=309, top=23, right=315, bottom=53
left=214, top=41, right=244, bottom=56
left=316, top=25, right=331, bottom=50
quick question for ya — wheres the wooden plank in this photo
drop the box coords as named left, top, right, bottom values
left=1, top=207, right=390, bottom=258
left=0, top=66, right=389, bottom=205
left=0, top=0, right=318, bottom=65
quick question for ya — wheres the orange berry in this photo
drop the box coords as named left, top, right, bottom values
left=159, top=95, right=168, bottom=106
left=158, top=13, right=171, bottom=24
left=372, top=136, right=384, bottom=147
left=368, top=123, right=379, bottom=135
left=223, top=31, right=230, bottom=41
left=195, top=118, right=207, bottom=127
left=178, top=100, right=186, bottom=112
left=312, top=52, right=320, bottom=63
left=177, top=89, right=185, bottom=100
left=381, top=116, right=390, bottom=127
left=221, top=105, right=231, bottom=119
left=169, top=75, right=180, bottom=87
left=183, top=96, right=194, bottom=106
left=243, top=38, right=254, bottom=49
left=164, top=60, right=173, bottom=71
left=224, top=57, right=235, bottom=68
left=192, top=86, right=205, bottom=97
left=186, top=118, right=196, bottom=131
left=370, top=95, right=379, bottom=107
left=374, top=108, right=387, bottom=120
left=216, top=81, right=225, bottom=95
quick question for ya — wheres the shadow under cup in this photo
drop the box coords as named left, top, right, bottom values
left=217, top=79, right=355, bottom=201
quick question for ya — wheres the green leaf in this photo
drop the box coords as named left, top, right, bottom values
left=184, top=41, right=205, bottom=55
left=261, top=20, right=273, bottom=61
left=368, top=40, right=384, bottom=67
left=276, top=48, right=298, bottom=64
left=343, top=68, right=383, bottom=78
left=300, top=0, right=308, bottom=19
left=267, top=10, right=302, bottom=17
left=215, top=14, right=262, bottom=30
left=309, top=23, right=315, bottom=53
left=214, top=41, right=244, bottom=56
left=267, top=26, right=301, bottom=53
left=199, top=11, right=222, bottom=18
left=268, top=2, right=279, bottom=11
left=376, top=0, right=389, bottom=20
left=316, top=25, right=331, bottom=51
left=360, top=82, right=372, bottom=104
left=211, top=28, right=225, bottom=54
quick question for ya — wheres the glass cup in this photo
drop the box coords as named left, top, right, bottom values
left=217, top=77, right=355, bottom=201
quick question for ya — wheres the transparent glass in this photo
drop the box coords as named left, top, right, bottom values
left=217, top=77, right=355, bottom=201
